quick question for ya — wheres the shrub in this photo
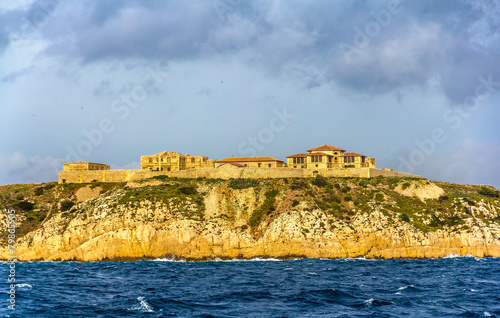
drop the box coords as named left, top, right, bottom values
left=150, top=175, right=170, bottom=181
left=60, top=200, right=76, bottom=212
left=291, top=180, right=308, bottom=190
left=402, top=182, right=411, bottom=190
left=401, top=213, right=410, bottom=222
left=334, top=183, right=341, bottom=189
left=16, top=194, right=24, bottom=201
left=249, top=189, right=279, bottom=226
left=34, top=188, right=44, bottom=196
left=374, top=193, right=384, bottom=202
left=229, top=178, right=260, bottom=189
left=316, top=200, right=329, bottom=210
left=292, top=200, right=300, bottom=207
left=341, top=186, right=351, bottom=194
left=15, top=201, right=34, bottom=212
left=324, top=193, right=341, bottom=204
left=344, top=195, right=353, bottom=202
left=178, top=186, right=197, bottom=195
left=478, top=186, right=500, bottom=198
left=312, top=175, right=327, bottom=188
left=438, top=195, right=449, bottom=202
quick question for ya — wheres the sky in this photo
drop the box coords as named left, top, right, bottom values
left=0, top=0, right=499, bottom=189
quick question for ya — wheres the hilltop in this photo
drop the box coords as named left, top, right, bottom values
left=1, top=176, right=499, bottom=261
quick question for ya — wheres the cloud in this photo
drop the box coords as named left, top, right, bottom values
left=0, top=0, right=499, bottom=188
left=331, top=23, right=448, bottom=93
left=0, top=152, right=62, bottom=185
left=422, top=139, right=500, bottom=189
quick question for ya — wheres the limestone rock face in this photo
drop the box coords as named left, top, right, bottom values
left=2, top=180, right=500, bottom=261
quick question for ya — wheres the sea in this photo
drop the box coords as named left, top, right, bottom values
left=1, top=256, right=499, bottom=317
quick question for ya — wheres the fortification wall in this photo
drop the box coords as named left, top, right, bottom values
left=59, top=167, right=420, bottom=183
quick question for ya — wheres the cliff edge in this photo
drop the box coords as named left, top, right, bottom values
left=1, top=176, right=499, bottom=261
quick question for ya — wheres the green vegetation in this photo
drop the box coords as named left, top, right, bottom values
left=312, top=175, right=327, bottom=188
left=1, top=176, right=499, bottom=242
left=478, top=186, right=500, bottom=198
left=401, top=213, right=410, bottom=222
left=149, top=175, right=169, bottom=181
left=374, top=193, right=384, bottom=202
left=15, top=200, right=34, bottom=212
left=60, top=200, right=75, bottom=212
left=291, top=179, right=309, bottom=190
left=229, top=178, right=260, bottom=190
left=118, top=182, right=205, bottom=220
left=249, top=189, right=279, bottom=227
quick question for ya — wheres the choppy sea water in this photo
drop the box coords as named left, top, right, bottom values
left=1, top=256, right=499, bottom=317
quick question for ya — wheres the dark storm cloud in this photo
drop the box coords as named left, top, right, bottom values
left=3, top=0, right=500, bottom=100
left=40, top=1, right=244, bottom=62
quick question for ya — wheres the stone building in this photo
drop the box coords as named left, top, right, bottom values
left=215, top=156, right=285, bottom=168
left=140, top=151, right=214, bottom=171
left=286, top=145, right=376, bottom=169
left=63, top=162, right=110, bottom=171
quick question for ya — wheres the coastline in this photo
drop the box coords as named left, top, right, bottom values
left=1, top=177, right=499, bottom=262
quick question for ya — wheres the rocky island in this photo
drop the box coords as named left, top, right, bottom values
left=1, top=176, right=499, bottom=261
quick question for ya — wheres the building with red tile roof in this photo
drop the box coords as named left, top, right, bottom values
left=286, top=145, right=375, bottom=169
left=215, top=156, right=285, bottom=168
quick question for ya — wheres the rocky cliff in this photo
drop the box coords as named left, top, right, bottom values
left=1, top=176, right=500, bottom=261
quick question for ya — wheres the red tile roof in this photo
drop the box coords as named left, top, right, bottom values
left=342, top=152, right=366, bottom=157
left=307, top=152, right=334, bottom=156
left=307, top=144, right=346, bottom=152
left=286, top=153, right=308, bottom=158
left=215, top=156, right=284, bottom=163
left=228, top=162, right=246, bottom=167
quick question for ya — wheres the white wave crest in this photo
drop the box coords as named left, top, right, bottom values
left=130, top=297, right=154, bottom=313
left=443, top=253, right=476, bottom=258
left=364, top=298, right=374, bottom=306
left=151, top=257, right=185, bottom=262
left=15, top=284, right=32, bottom=288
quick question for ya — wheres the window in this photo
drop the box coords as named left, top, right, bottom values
left=361, top=157, right=365, bottom=163
left=244, top=164, right=248, bottom=167
left=293, top=157, right=305, bottom=164
left=167, top=167, right=171, bottom=171
left=334, top=152, right=338, bottom=155
left=149, top=158, right=152, bottom=163
left=315, top=164, right=318, bottom=167
left=311, top=155, right=322, bottom=162
left=344, top=156, right=354, bottom=163
left=191, top=158, right=195, bottom=163
left=268, top=164, right=272, bottom=167
left=328, top=156, right=332, bottom=163
left=294, top=165, right=297, bottom=168
left=258, top=163, right=261, bottom=167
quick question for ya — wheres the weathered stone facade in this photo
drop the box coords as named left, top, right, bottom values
left=59, top=167, right=420, bottom=183
left=63, top=162, right=110, bottom=172
left=286, top=145, right=376, bottom=169
left=215, top=156, right=285, bottom=168
left=140, top=151, right=214, bottom=171
left=59, top=145, right=411, bottom=184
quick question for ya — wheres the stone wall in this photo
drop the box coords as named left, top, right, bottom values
left=59, top=167, right=421, bottom=183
